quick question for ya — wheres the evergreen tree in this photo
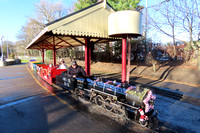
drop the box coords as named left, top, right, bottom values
left=75, top=0, right=98, bottom=11
left=75, top=0, right=142, bottom=11
left=107, top=0, right=141, bottom=11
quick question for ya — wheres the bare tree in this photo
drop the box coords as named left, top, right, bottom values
left=34, top=0, right=67, bottom=23
left=149, top=0, right=182, bottom=59
left=149, top=0, right=199, bottom=61
left=16, top=0, right=68, bottom=57
left=194, top=0, right=200, bottom=41
left=67, top=2, right=76, bottom=14
left=175, top=0, right=199, bottom=48
left=175, top=0, right=200, bottom=63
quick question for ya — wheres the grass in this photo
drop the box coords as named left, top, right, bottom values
left=20, top=59, right=30, bottom=63
left=20, top=57, right=52, bottom=63
left=20, top=57, right=42, bottom=63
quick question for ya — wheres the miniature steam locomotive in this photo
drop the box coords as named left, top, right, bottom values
left=29, top=60, right=158, bottom=127
left=56, top=72, right=158, bottom=127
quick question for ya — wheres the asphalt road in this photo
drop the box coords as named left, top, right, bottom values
left=0, top=64, right=152, bottom=133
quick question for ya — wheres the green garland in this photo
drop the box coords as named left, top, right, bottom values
left=126, top=88, right=149, bottom=101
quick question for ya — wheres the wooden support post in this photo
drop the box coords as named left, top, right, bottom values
left=85, top=38, right=91, bottom=76
left=53, top=46, right=56, bottom=66
left=126, top=38, right=131, bottom=83
left=198, top=49, right=200, bottom=71
left=42, top=49, right=45, bottom=63
left=53, top=36, right=56, bottom=66
left=122, top=38, right=127, bottom=83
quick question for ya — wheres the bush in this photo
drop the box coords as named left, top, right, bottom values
left=9, top=53, right=15, bottom=59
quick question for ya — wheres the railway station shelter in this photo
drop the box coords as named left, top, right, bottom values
left=26, top=0, right=142, bottom=83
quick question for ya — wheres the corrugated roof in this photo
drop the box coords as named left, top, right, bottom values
left=26, top=1, right=117, bottom=50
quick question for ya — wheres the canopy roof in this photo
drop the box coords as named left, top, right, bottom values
left=26, top=1, right=116, bottom=50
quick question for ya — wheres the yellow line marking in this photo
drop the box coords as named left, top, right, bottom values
left=26, top=65, right=77, bottom=110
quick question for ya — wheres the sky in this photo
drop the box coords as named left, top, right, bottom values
left=0, top=0, right=178, bottom=44
left=0, top=0, right=75, bottom=42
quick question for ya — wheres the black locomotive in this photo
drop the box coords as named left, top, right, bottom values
left=56, top=72, right=158, bottom=127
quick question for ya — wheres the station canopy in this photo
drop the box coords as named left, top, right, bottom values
left=26, top=1, right=117, bottom=50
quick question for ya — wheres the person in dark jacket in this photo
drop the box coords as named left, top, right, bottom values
left=67, top=60, right=86, bottom=78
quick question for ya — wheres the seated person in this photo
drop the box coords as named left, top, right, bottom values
left=59, top=59, right=67, bottom=70
left=67, top=60, right=86, bottom=78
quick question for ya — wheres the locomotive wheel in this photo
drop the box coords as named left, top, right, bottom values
left=89, top=92, right=96, bottom=103
left=74, top=88, right=78, bottom=95
left=114, top=106, right=125, bottom=116
left=72, top=88, right=78, bottom=100
left=104, top=98, right=114, bottom=111
left=95, top=95, right=104, bottom=106
left=139, top=120, right=148, bottom=127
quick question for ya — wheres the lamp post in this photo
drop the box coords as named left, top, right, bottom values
left=145, top=0, right=148, bottom=53
left=1, top=36, right=4, bottom=61
left=7, top=38, right=9, bottom=58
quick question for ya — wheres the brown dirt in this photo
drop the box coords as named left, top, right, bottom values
left=62, top=58, right=200, bottom=87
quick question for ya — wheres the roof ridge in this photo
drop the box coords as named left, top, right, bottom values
left=46, top=1, right=104, bottom=26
